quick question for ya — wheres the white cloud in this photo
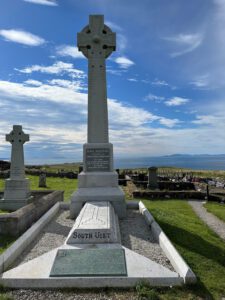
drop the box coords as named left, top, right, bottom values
left=144, top=93, right=165, bottom=102
left=105, top=21, right=123, bottom=32
left=0, top=80, right=87, bottom=106
left=48, top=79, right=86, bottom=91
left=114, top=56, right=135, bottom=69
left=190, top=74, right=210, bottom=88
left=165, top=97, right=190, bottom=106
left=3, top=78, right=224, bottom=160
left=16, top=61, right=85, bottom=78
left=127, top=78, right=138, bottom=82
left=56, top=45, right=84, bottom=59
left=24, top=80, right=43, bottom=86
left=151, top=79, right=169, bottom=86
left=192, top=114, right=225, bottom=126
left=164, top=33, right=203, bottom=57
left=158, top=117, right=181, bottom=128
left=0, top=29, right=45, bottom=46
left=23, top=0, right=58, bottom=6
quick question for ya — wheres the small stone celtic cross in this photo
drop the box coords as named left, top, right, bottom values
left=6, top=125, right=29, bottom=145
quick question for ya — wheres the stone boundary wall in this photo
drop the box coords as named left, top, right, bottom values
left=133, top=190, right=224, bottom=202
left=133, top=190, right=204, bottom=200
left=133, top=180, right=195, bottom=190
left=0, top=190, right=63, bottom=237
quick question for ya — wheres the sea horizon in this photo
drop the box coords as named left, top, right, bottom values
left=2, top=154, right=225, bottom=171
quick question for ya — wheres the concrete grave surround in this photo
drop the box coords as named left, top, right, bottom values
left=0, top=125, right=32, bottom=211
left=70, top=15, right=126, bottom=218
left=66, top=201, right=120, bottom=244
left=0, top=201, right=196, bottom=288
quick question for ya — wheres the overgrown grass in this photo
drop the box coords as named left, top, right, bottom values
left=143, top=199, right=225, bottom=300
left=204, top=202, right=225, bottom=223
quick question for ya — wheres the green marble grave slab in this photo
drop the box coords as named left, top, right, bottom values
left=50, top=248, right=127, bottom=277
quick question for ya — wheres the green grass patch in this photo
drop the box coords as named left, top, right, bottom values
left=143, top=199, right=225, bottom=300
left=0, top=235, right=15, bottom=255
left=0, top=210, right=9, bottom=214
left=26, top=175, right=77, bottom=202
left=204, top=202, right=225, bottom=223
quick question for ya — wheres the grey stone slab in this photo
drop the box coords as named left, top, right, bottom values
left=50, top=248, right=127, bottom=277
left=66, top=201, right=120, bottom=244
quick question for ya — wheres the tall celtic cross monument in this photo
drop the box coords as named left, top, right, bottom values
left=70, top=15, right=126, bottom=218
left=0, top=125, right=32, bottom=211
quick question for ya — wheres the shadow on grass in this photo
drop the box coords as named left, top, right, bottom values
left=157, top=220, right=225, bottom=267
left=153, top=220, right=225, bottom=299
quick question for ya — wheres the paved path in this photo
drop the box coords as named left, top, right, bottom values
left=189, top=201, right=225, bottom=241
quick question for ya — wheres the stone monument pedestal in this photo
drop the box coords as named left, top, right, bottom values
left=70, top=143, right=126, bottom=219
left=0, top=178, right=32, bottom=211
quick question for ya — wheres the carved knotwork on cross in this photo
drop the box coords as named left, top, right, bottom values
left=77, top=15, right=116, bottom=59
left=6, top=125, right=29, bottom=145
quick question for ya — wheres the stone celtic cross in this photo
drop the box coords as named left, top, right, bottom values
left=6, top=125, right=29, bottom=180
left=77, top=15, right=116, bottom=143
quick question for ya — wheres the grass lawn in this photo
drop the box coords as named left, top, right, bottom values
left=0, top=176, right=77, bottom=202
left=204, top=202, right=225, bottom=223
left=143, top=199, right=225, bottom=300
left=27, top=175, right=77, bottom=202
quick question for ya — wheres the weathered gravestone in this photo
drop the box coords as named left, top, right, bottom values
left=147, top=166, right=158, bottom=189
left=39, top=172, right=47, bottom=188
left=70, top=15, right=126, bottom=218
left=0, top=125, right=32, bottom=211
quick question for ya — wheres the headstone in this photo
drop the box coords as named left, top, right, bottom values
left=39, top=172, right=47, bottom=188
left=70, top=15, right=126, bottom=218
left=147, top=166, right=158, bottom=189
left=0, top=125, right=32, bottom=211
left=66, top=201, right=120, bottom=244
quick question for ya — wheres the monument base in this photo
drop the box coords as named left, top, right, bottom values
left=0, top=178, right=32, bottom=211
left=70, top=187, right=126, bottom=219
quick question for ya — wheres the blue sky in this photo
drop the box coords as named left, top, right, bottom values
left=0, top=0, right=225, bottom=164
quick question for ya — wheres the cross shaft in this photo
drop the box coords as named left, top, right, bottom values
left=77, top=15, right=116, bottom=143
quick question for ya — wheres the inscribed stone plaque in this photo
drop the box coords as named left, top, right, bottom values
left=66, top=202, right=119, bottom=244
left=50, top=248, right=127, bottom=277
left=86, top=148, right=110, bottom=172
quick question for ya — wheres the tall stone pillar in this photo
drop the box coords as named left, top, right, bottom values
left=70, top=15, right=126, bottom=218
left=0, top=125, right=32, bottom=211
